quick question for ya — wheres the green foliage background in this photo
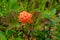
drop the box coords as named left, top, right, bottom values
left=0, top=0, right=60, bottom=40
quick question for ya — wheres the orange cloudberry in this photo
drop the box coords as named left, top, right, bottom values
left=18, top=11, right=32, bottom=25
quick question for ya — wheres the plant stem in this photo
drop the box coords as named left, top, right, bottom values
left=43, top=25, right=45, bottom=40
left=48, top=22, right=52, bottom=39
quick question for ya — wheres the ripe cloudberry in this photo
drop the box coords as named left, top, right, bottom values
left=18, top=11, right=32, bottom=25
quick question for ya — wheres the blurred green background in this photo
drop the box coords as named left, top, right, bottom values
left=0, top=0, right=60, bottom=40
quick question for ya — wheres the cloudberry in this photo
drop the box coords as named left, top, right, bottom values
left=18, top=11, right=32, bottom=25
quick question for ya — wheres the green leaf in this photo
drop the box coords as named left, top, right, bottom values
left=45, top=14, right=50, bottom=19
left=46, top=38, right=52, bottom=40
left=0, top=31, right=5, bottom=36
left=56, top=34, right=60, bottom=40
left=18, top=32, right=22, bottom=36
left=0, top=36, right=7, bottom=40
left=10, top=0, right=17, bottom=4
left=6, top=30, right=16, bottom=38
left=11, top=3, right=19, bottom=10
left=42, top=10, right=51, bottom=19
left=16, top=37, right=22, bottom=40
left=0, top=31, right=6, bottom=40
left=0, top=8, right=4, bottom=17
left=57, top=25, right=60, bottom=32
left=51, top=9, right=56, bottom=16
